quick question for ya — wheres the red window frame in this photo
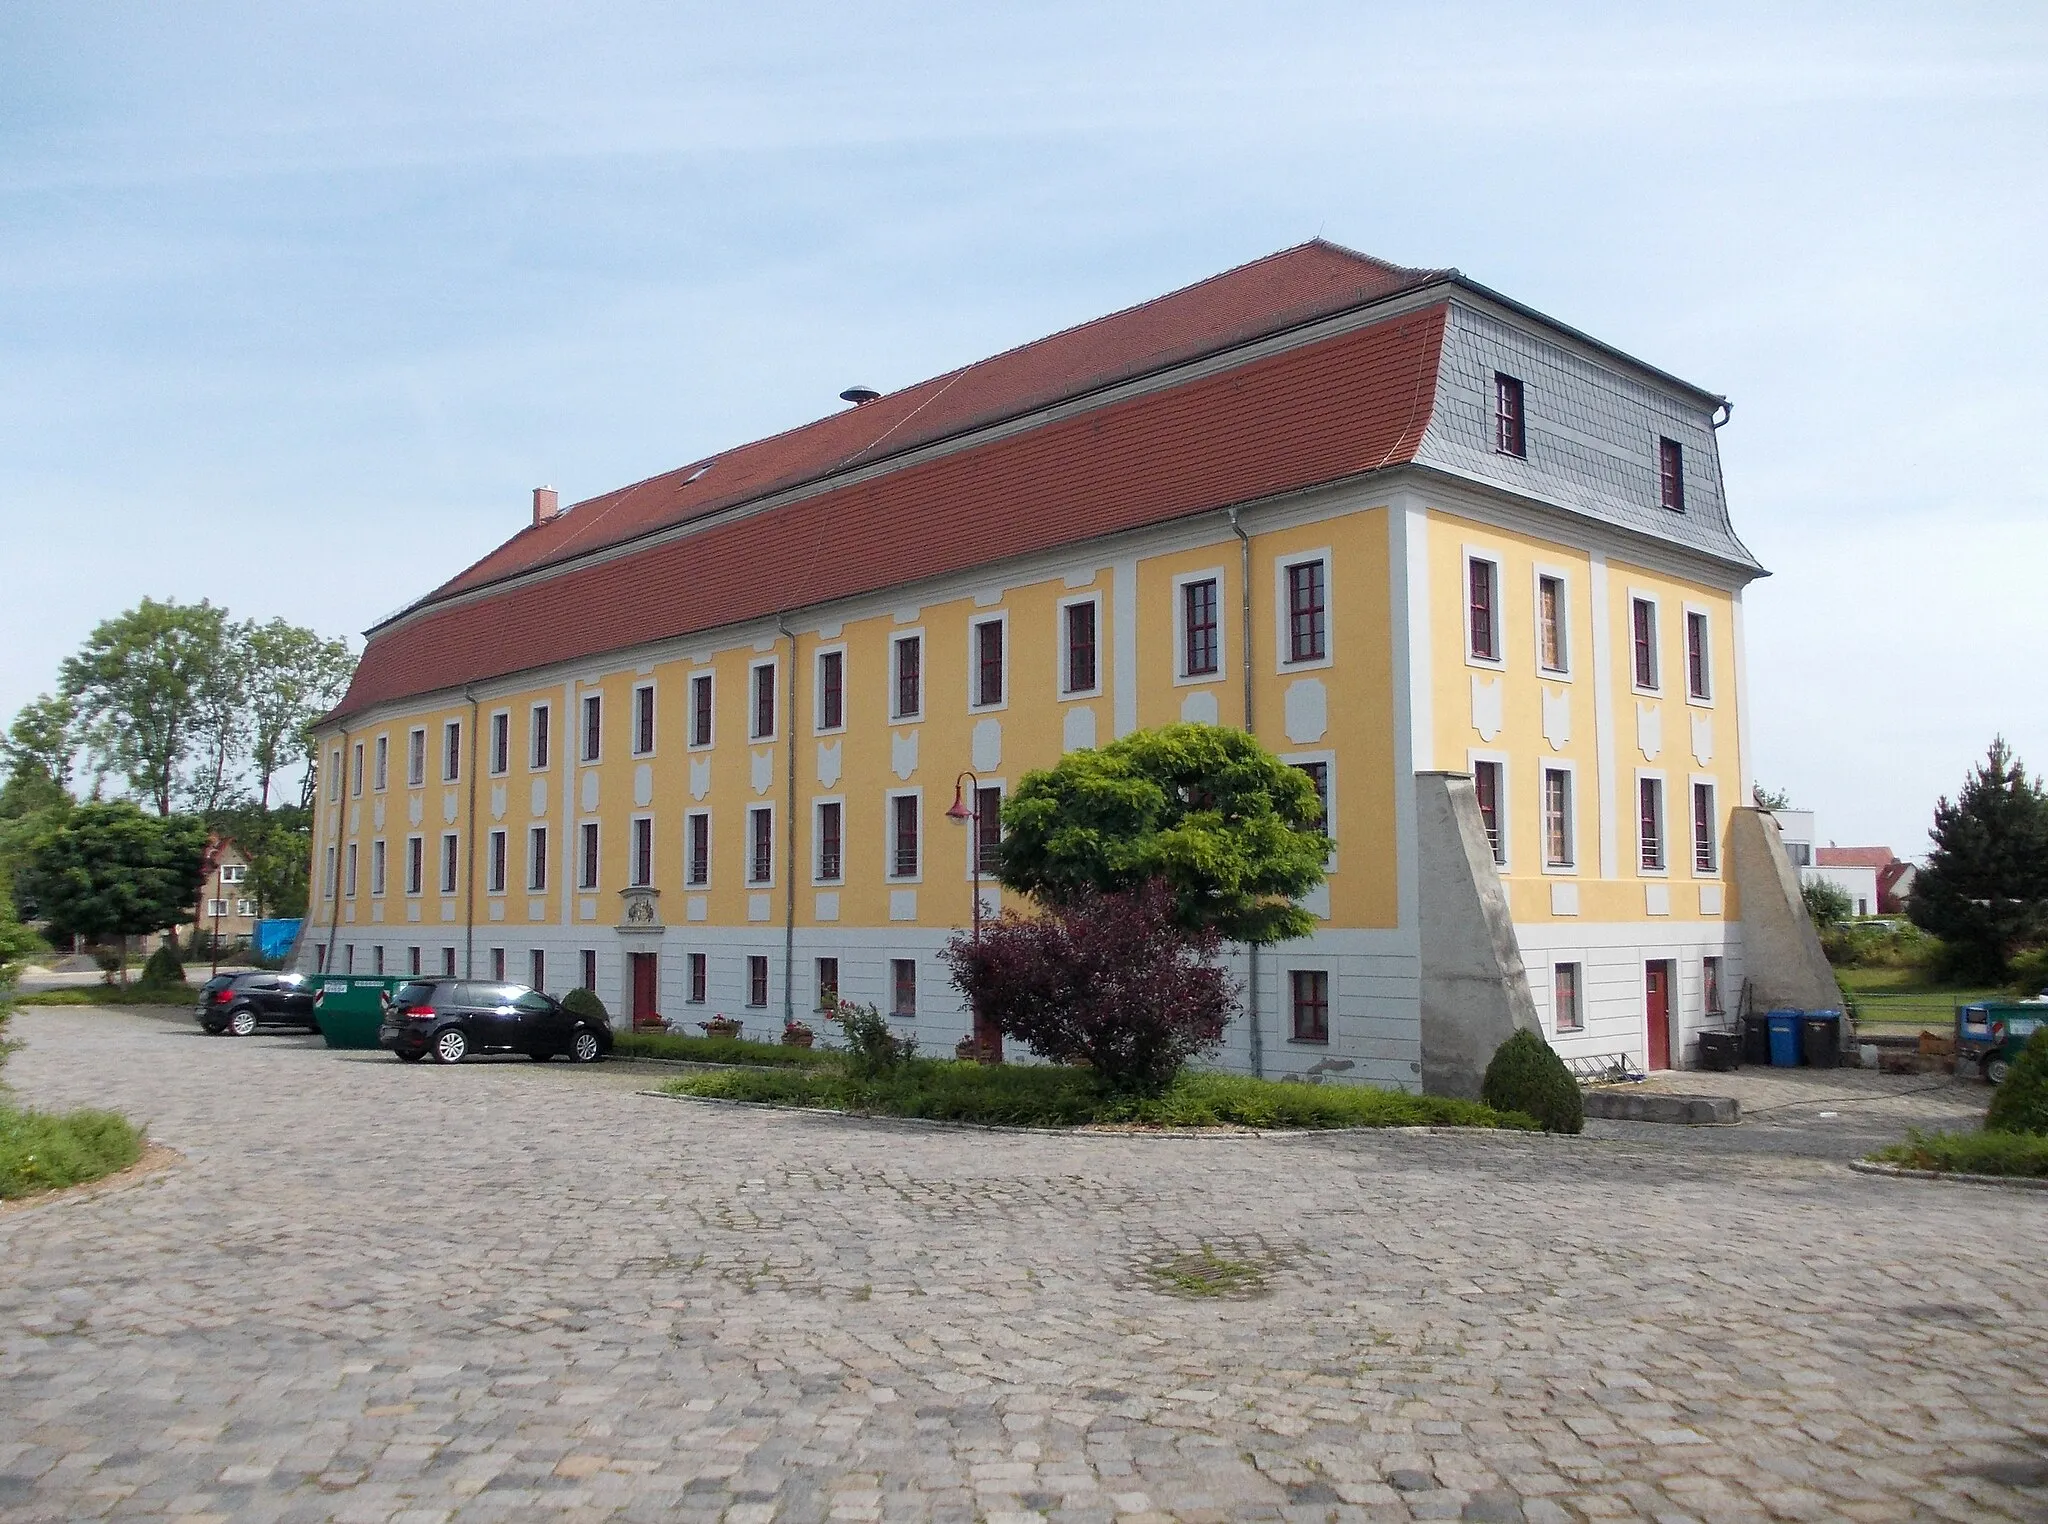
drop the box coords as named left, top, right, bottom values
left=1290, top=969, right=1330, bottom=1043
left=634, top=685, right=655, bottom=755
left=580, top=949, right=596, bottom=991
left=1538, top=574, right=1566, bottom=671
left=442, top=721, right=462, bottom=783
left=686, top=813, right=709, bottom=886
left=687, top=952, right=707, bottom=1003
left=1286, top=560, right=1326, bottom=663
left=1064, top=601, right=1097, bottom=693
left=747, top=955, right=768, bottom=1008
left=1554, top=963, right=1583, bottom=1032
left=817, top=801, right=843, bottom=881
left=892, top=794, right=919, bottom=878
left=530, top=949, right=545, bottom=992
left=581, top=694, right=602, bottom=763
left=1686, top=610, right=1710, bottom=699
left=974, top=619, right=1004, bottom=706
left=1659, top=436, right=1685, bottom=511
left=752, top=663, right=776, bottom=740
left=1183, top=578, right=1219, bottom=676
left=1468, top=558, right=1497, bottom=661
left=579, top=822, right=599, bottom=889
left=894, top=636, right=922, bottom=718
left=890, top=958, right=917, bottom=1018
left=1693, top=782, right=1717, bottom=873
left=690, top=674, right=712, bottom=747
left=531, top=704, right=550, bottom=769
left=749, top=807, right=773, bottom=884
left=490, top=712, right=509, bottom=774
left=818, top=650, right=844, bottom=730
left=1494, top=373, right=1526, bottom=457
left=816, top=957, right=840, bottom=1011
left=1632, top=599, right=1658, bottom=689
left=1472, top=760, right=1502, bottom=863
left=976, top=786, right=1002, bottom=873
left=1639, top=778, right=1665, bottom=871
left=632, top=817, right=653, bottom=887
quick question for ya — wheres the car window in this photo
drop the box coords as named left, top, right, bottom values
left=242, top=976, right=279, bottom=991
left=200, top=975, right=234, bottom=995
left=514, top=992, right=552, bottom=1014
left=393, top=981, right=436, bottom=1006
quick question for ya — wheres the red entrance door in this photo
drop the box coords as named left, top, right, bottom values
left=630, top=952, right=658, bottom=1028
left=1645, top=961, right=1672, bottom=1071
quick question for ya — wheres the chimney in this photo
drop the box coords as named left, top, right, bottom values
left=532, top=486, right=560, bottom=526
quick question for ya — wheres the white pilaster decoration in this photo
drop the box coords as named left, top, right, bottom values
left=1588, top=553, right=1619, bottom=881
left=1111, top=557, right=1139, bottom=738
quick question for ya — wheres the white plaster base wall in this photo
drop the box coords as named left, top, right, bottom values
left=1513, top=919, right=1745, bottom=1072
left=1210, top=930, right=1423, bottom=1091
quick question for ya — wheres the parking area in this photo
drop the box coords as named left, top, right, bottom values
left=3, top=1005, right=2047, bottom=1523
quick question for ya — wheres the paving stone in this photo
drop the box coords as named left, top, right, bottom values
left=2, top=1007, right=2046, bottom=1524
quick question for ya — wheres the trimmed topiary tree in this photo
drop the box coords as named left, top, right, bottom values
left=1986, top=1026, right=2048, bottom=1134
left=562, top=987, right=610, bottom=1024
left=139, top=941, right=185, bottom=989
left=1481, top=1028, right=1584, bottom=1134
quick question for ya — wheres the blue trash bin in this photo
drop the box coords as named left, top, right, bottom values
left=1766, top=1009, right=1805, bottom=1067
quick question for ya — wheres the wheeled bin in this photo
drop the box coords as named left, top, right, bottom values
left=314, top=976, right=407, bottom=1050
left=1697, top=1030, right=1740, bottom=1071
left=1802, top=1011, right=1844, bottom=1068
left=1766, top=1009, right=1805, bottom=1067
left=1740, top=1014, right=1773, bottom=1066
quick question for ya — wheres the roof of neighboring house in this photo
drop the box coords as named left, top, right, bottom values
left=335, top=287, right=1452, bottom=720
left=1815, top=847, right=1897, bottom=870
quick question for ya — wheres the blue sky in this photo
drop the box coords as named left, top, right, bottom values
left=3, top=2, right=2044, bottom=853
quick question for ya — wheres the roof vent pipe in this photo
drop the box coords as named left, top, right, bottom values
left=532, top=486, right=560, bottom=525
left=839, top=386, right=881, bottom=406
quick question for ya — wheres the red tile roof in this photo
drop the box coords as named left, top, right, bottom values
left=1814, top=847, right=1896, bottom=869
left=336, top=300, right=1449, bottom=720
left=429, top=242, right=1447, bottom=602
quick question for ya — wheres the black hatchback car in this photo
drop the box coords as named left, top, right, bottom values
left=379, top=979, right=611, bottom=1065
left=196, top=971, right=319, bottom=1036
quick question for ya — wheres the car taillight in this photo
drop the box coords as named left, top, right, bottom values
left=213, top=990, right=235, bottom=1004
left=406, top=1007, right=436, bottom=1020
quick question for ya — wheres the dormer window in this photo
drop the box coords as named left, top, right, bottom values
left=1494, top=374, right=1526, bottom=457
left=1658, top=437, right=1685, bottom=512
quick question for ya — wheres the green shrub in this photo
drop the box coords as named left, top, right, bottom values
left=0, top=1102, right=145, bottom=1199
left=610, top=1030, right=832, bottom=1068
left=1480, top=1028, right=1584, bottom=1135
left=663, top=1060, right=1542, bottom=1132
left=15, top=986, right=197, bottom=1008
left=561, top=986, right=609, bottom=1023
left=1870, top=1128, right=2048, bottom=1177
left=139, top=942, right=185, bottom=989
left=824, top=998, right=917, bottom=1078
left=1986, top=1027, right=2048, bottom=1135
left=2008, top=946, right=2048, bottom=996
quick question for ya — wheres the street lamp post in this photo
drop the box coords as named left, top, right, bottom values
left=945, top=769, right=1001, bottom=1062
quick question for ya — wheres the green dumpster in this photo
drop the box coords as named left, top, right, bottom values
left=315, top=975, right=408, bottom=1050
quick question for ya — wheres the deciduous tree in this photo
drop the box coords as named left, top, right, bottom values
left=241, top=620, right=353, bottom=813
left=995, top=723, right=1328, bottom=945
left=0, top=693, right=78, bottom=819
left=16, top=803, right=208, bottom=980
left=60, top=599, right=232, bottom=816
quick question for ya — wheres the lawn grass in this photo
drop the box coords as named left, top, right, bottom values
left=1868, top=1129, right=2048, bottom=1178
left=611, top=1029, right=835, bottom=1068
left=1835, top=967, right=2002, bottom=1028
left=662, top=1058, right=1542, bottom=1131
left=0, top=1101, right=146, bottom=1199
left=14, top=985, right=195, bottom=1008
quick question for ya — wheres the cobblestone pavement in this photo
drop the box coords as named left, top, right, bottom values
left=4, top=1007, right=2047, bottom=1524
left=1589, top=1069, right=1991, bottom=1163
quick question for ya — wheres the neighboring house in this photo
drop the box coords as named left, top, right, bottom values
left=1775, top=809, right=1816, bottom=869
left=188, top=836, right=259, bottom=949
left=1878, top=860, right=1917, bottom=915
left=303, top=240, right=1788, bottom=1083
left=1810, top=845, right=1912, bottom=919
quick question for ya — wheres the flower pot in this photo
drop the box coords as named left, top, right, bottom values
left=699, top=1020, right=743, bottom=1041
left=782, top=1027, right=815, bottom=1048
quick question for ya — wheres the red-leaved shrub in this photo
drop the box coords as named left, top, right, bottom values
left=943, top=881, right=1235, bottom=1093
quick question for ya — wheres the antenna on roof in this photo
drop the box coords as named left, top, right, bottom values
left=839, top=386, right=881, bottom=406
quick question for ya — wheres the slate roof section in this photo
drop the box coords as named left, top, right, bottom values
left=335, top=305, right=1450, bottom=720
left=427, top=241, right=1449, bottom=604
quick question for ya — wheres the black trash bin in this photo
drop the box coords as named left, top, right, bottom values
left=1740, top=1014, right=1772, bottom=1066
left=1802, top=1012, right=1843, bottom=1069
left=1697, top=1030, right=1740, bottom=1072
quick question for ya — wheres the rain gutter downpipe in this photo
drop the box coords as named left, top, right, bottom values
left=464, top=688, right=479, bottom=978
left=777, top=614, right=799, bottom=1032
left=1228, top=506, right=1262, bottom=1079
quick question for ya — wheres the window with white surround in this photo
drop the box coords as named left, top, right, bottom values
left=373, top=946, right=384, bottom=975
left=1542, top=765, right=1576, bottom=870
left=489, top=947, right=504, bottom=981
left=891, top=632, right=923, bottom=721
left=440, top=832, right=459, bottom=895
left=324, top=845, right=337, bottom=899
left=969, top=614, right=1007, bottom=710
left=1631, top=596, right=1660, bottom=691
left=530, top=703, right=551, bottom=770
left=489, top=711, right=510, bottom=775
left=1692, top=780, right=1718, bottom=874
left=747, top=955, right=769, bottom=1008
left=487, top=830, right=507, bottom=893
left=345, top=842, right=358, bottom=897
left=1703, top=956, right=1724, bottom=1014
left=407, top=946, right=421, bottom=976
left=1494, top=373, right=1526, bottom=457
left=748, top=805, right=774, bottom=885
left=890, top=959, right=917, bottom=1018
left=1536, top=570, right=1569, bottom=675
left=407, top=728, right=426, bottom=787
left=750, top=659, right=777, bottom=740
left=888, top=790, right=920, bottom=880
left=1658, top=436, right=1685, bottom=512
left=1467, top=554, right=1501, bottom=663
left=631, top=816, right=653, bottom=887
left=687, top=952, right=707, bottom=1003
left=815, top=647, right=846, bottom=732
left=581, top=694, right=602, bottom=763
left=1638, top=775, right=1666, bottom=873
left=219, top=863, right=246, bottom=884
left=815, top=799, right=844, bottom=883
left=370, top=839, right=387, bottom=897
left=1685, top=607, right=1712, bottom=701
left=580, top=948, right=597, bottom=991
left=1471, top=757, right=1506, bottom=866
left=1177, top=571, right=1223, bottom=680
left=442, top=947, right=457, bottom=976
left=527, top=825, right=548, bottom=892
left=688, top=672, right=713, bottom=748
left=1290, top=969, right=1330, bottom=1043
left=405, top=836, right=423, bottom=896
left=685, top=811, right=710, bottom=887
left=373, top=735, right=388, bottom=792
left=632, top=683, right=656, bottom=756
left=579, top=822, right=600, bottom=889
left=1553, top=963, right=1584, bottom=1033
left=1058, top=596, right=1100, bottom=697
left=351, top=741, right=363, bottom=796
left=816, top=957, right=839, bottom=1010
left=1286, top=751, right=1337, bottom=870
left=1280, top=555, right=1329, bottom=666
left=972, top=784, right=1003, bottom=876
left=530, top=949, right=545, bottom=993
left=329, top=747, right=342, bottom=802
left=442, top=720, right=462, bottom=782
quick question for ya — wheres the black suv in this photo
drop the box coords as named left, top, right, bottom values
left=196, top=972, right=319, bottom=1036
left=379, top=979, right=612, bottom=1065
